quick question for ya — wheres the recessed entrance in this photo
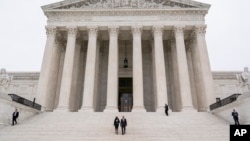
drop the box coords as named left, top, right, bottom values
left=118, top=78, right=133, bottom=112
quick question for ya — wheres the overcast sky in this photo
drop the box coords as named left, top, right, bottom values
left=0, top=0, right=249, bottom=72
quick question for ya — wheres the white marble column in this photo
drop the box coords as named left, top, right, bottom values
left=191, top=25, right=215, bottom=111
left=56, top=26, right=78, bottom=111
left=173, top=26, right=194, bottom=111
left=152, top=25, right=168, bottom=112
left=80, top=26, right=98, bottom=112
left=68, top=41, right=81, bottom=111
left=37, top=26, right=60, bottom=111
left=170, top=39, right=181, bottom=111
left=131, top=25, right=146, bottom=112
left=186, top=41, right=198, bottom=110
left=104, top=26, right=119, bottom=112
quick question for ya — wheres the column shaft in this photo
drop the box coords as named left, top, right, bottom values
left=37, top=26, right=61, bottom=111
left=132, top=26, right=146, bottom=112
left=186, top=42, right=198, bottom=109
left=57, top=26, right=78, bottom=111
left=104, top=26, right=119, bottom=112
left=68, top=41, right=81, bottom=111
left=173, top=26, right=194, bottom=111
left=80, top=26, right=98, bottom=112
left=191, top=25, right=215, bottom=111
left=152, top=25, right=168, bottom=112
left=170, top=39, right=181, bottom=111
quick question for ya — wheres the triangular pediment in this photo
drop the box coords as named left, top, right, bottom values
left=42, top=0, right=210, bottom=10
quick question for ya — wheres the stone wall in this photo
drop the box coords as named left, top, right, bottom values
left=212, top=71, right=249, bottom=99
left=211, top=91, right=250, bottom=124
left=0, top=69, right=39, bottom=101
left=0, top=94, right=40, bottom=128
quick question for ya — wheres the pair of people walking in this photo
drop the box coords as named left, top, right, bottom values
left=114, top=116, right=127, bottom=135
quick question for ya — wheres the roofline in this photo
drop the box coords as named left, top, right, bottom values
left=41, top=0, right=211, bottom=11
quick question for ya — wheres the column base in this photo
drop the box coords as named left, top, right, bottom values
left=132, top=106, right=146, bottom=112
left=54, top=106, right=70, bottom=112
left=181, top=106, right=197, bottom=112
left=156, top=106, right=165, bottom=113
left=104, top=106, right=119, bottom=112
left=79, top=106, right=94, bottom=112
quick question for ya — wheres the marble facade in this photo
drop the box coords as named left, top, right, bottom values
left=38, top=0, right=215, bottom=112
left=2, top=1, right=248, bottom=113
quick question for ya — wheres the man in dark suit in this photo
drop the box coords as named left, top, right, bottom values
left=12, top=109, right=19, bottom=126
left=120, top=116, right=127, bottom=135
left=232, top=109, right=240, bottom=125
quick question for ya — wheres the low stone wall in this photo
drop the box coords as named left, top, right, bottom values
left=211, top=91, right=250, bottom=125
left=0, top=94, right=40, bottom=128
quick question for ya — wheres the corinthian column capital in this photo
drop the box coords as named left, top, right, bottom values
left=152, top=25, right=164, bottom=37
left=87, top=26, right=98, bottom=38
left=66, top=26, right=78, bottom=36
left=173, top=25, right=185, bottom=36
left=194, top=25, right=207, bottom=36
left=108, top=26, right=119, bottom=37
left=131, top=25, right=142, bottom=36
left=45, top=26, right=57, bottom=37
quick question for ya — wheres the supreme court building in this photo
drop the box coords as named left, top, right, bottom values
left=36, top=0, right=215, bottom=112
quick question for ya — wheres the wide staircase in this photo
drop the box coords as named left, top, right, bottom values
left=0, top=111, right=229, bottom=141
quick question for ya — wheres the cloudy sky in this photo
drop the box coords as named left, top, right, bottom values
left=0, top=0, right=249, bottom=72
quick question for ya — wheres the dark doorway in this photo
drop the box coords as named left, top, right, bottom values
left=119, top=78, right=133, bottom=112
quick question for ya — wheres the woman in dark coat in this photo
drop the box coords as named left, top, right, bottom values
left=114, top=116, right=120, bottom=134
left=165, top=104, right=169, bottom=116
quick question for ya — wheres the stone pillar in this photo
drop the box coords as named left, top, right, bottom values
left=80, top=26, right=98, bottom=112
left=186, top=41, right=198, bottom=110
left=131, top=25, right=146, bottom=112
left=104, top=26, right=119, bottom=112
left=170, top=39, right=181, bottom=111
left=56, top=26, right=78, bottom=111
left=68, top=41, right=81, bottom=111
left=152, top=25, right=168, bottom=112
left=37, top=26, right=61, bottom=111
left=191, top=25, right=215, bottom=111
left=173, top=26, right=194, bottom=111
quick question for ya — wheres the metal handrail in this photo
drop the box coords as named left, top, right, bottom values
left=8, top=94, right=41, bottom=110
left=209, top=93, right=241, bottom=111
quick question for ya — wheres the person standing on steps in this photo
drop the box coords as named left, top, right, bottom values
left=114, top=116, right=120, bottom=134
left=120, top=116, right=127, bottom=135
left=12, top=109, right=19, bottom=126
left=232, top=109, right=240, bottom=125
left=165, top=104, right=169, bottom=116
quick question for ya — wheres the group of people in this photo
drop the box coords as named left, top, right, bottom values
left=113, top=116, right=127, bottom=135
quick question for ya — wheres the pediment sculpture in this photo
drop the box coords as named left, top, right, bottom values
left=55, top=0, right=196, bottom=9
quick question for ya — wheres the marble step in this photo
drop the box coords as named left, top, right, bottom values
left=0, top=112, right=229, bottom=141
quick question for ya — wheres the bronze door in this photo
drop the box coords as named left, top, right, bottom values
left=120, top=93, right=133, bottom=112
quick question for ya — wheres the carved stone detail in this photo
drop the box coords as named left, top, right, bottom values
left=131, top=25, right=142, bottom=36
left=45, top=26, right=57, bottom=37
left=152, top=25, right=164, bottom=37
left=108, top=26, right=119, bottom=37
left=194, top=25, right=206, bottom=36
left=0, top=68, right=13, bottom=89
left=87, top=26, right=98, bottom=38
left=46, top=11, right=206, bottom=22
left=67, top=26, right=78, bottom=36
left=173, top=25, right=185, bottom=36
left=56, top=0, right=196, bottom=9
